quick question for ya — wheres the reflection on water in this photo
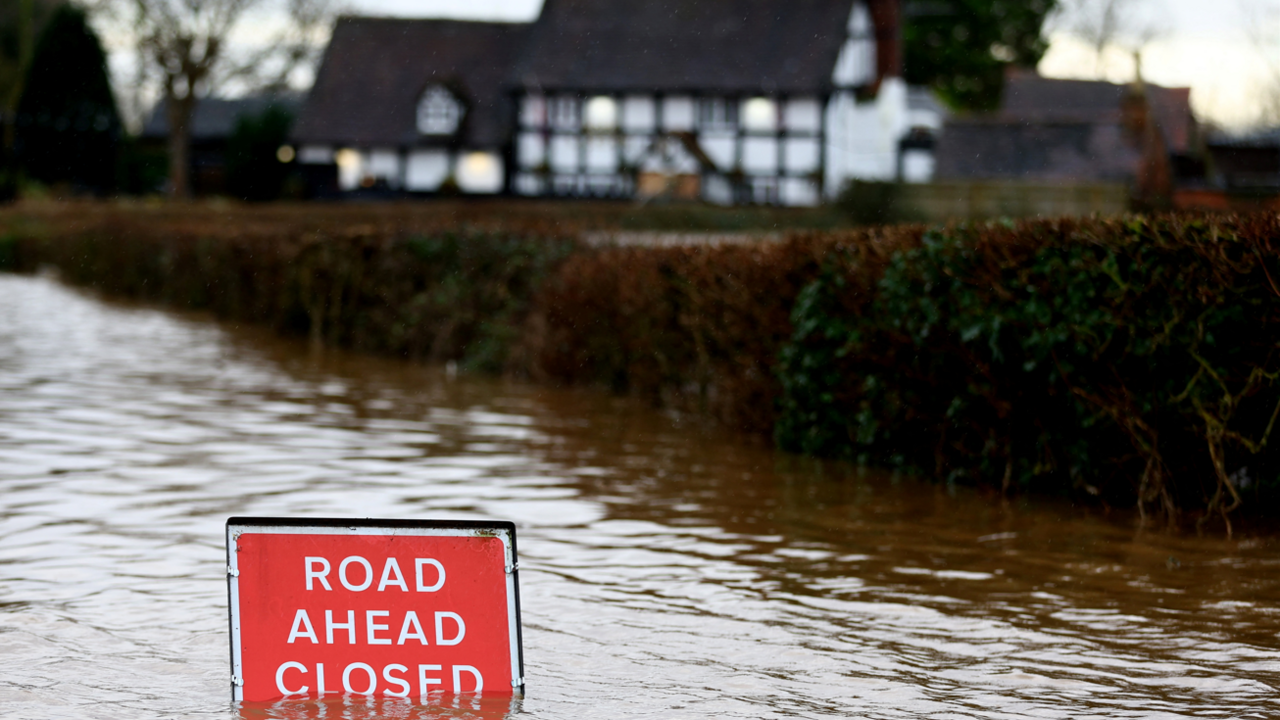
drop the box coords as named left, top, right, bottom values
left=1, top=273, right=1279, bottom=720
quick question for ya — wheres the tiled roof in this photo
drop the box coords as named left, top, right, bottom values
left=1001, top=71, right=1193, bottom=153
left=933, top=118, right=1140, bottom=182
left=934, top=72, right=1196, bottom=182
left=291, top=16, right=529, bottom=148
left=511, top=0, right=864, bottom=94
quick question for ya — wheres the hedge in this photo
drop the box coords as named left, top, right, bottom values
left=773, top=215, right=1280, bottom=533
left=4, top=203, right=1278, bottom=531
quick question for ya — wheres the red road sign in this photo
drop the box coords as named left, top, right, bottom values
left=226, top=517, right=524, bottom=703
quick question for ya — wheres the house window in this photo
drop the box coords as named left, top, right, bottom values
left=456, top=152, right=504, bottom=194
left=417, top=85, right=464, bottom=135
left=697, top=98, right=738, bottom=131
left=335, top=148, right=362, bottom=190
left=550, top=96, right=581, bottom=131
left=584, top=96, right=618, bottom=131
left=741, top=97, right=777, bottom=132
left=520, top=94, right=546, bottom=128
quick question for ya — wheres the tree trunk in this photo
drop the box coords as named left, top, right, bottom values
left=166, top=89, right=195, bottom=199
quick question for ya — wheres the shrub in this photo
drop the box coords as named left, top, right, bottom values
left=776, top=215, right=1280, bottom=531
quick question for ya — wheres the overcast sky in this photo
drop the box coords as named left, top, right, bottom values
left=339, top=0, right=1277, bottom=130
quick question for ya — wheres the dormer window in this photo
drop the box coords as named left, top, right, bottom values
left=417, top=85, right=463, bottom=135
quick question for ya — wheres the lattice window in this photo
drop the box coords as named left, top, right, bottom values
left=697, top=98, right=738, bottom=131
left=417, top=85, right=464, bottom=135
left=550, top=96, right=581, bottom=131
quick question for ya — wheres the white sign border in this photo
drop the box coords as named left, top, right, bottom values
left=225, top=517, right=524, bottom=703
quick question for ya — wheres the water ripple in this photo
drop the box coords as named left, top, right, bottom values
left=2, top=274, right=1279, bottom=719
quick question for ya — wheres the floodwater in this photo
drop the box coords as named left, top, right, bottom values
left=1, top=272, right=1279, bottom=720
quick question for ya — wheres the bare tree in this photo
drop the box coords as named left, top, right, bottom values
left=1240, top=0, right=1280, bottom=126
left=1055, top=0, right=1168, bottom=76
left=114, top=0, right=337, bottom=197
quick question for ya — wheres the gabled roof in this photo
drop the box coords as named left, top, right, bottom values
left=291, top=16, right=529, bottom=148
left=933, top=72, right=1197, bottom=182
left=511, top=0, right=862, bottom=94
left=1000, top=71, right=1194, bottom=154
left=933, top=118, right=1141, bottom=182
left=141, top=95, right=300, bottom=141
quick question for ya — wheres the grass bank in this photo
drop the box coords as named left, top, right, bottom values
left=4, top=201, right=1279, bottom=531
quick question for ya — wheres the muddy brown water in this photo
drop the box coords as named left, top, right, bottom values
left=1, top=273, right=1279, bottom=719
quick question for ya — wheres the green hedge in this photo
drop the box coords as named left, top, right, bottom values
left=775, top=216, right=1280, bottom=532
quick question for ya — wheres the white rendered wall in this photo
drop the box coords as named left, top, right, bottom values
left=623, top=135, right=651, bottom=164
left=784, top=98, right=822, bottom=133
left=405, top=150, right=450, bottom=191
left=825, top=78, right=909, bottom=196
left=662, top=96, right=695, bottom=131
left=742, top=136, right=778, bottom=175
left=833, top=2, right=875, bottom=88
left=518, top=133, right=545, bottom=169
left=585, top=136, right=619, bottom=172
left=784, top=137, right=821, bottom=174
left=832, top=39, right=875, bottom=88
left=782, top=177, right=820, bottom=206
left=699, top=132, right=736, bottom=170
left=622, top=96, right=656, bottom=132
left=550, top=135, right=579, bottom=173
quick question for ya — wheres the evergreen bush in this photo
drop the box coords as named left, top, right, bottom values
left=14, top=5, right=120, bottom=194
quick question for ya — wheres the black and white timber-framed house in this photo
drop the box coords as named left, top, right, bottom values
left=293, top=1, right=910, bottom=205
left=510, top=0, right=903, bottom=206
left=291, top=17, right=528, bottom=195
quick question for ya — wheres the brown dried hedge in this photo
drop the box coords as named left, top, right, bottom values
left=531, top=226, right=925, bottom=435
left=0, top=201, right=583, bottom=372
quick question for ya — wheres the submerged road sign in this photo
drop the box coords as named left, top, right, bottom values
left=226, top=517, right=524, bottom=703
